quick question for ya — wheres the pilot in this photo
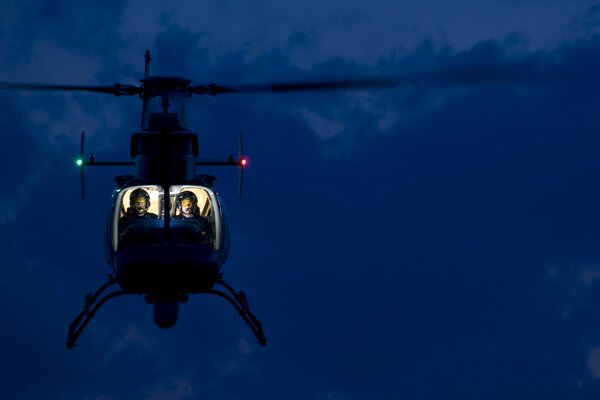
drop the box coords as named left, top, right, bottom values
left=125, top=188, right=158, bottom=219
left=175, top=191, right=201, bottom=219
left=175, top=190, right=210, bottom=241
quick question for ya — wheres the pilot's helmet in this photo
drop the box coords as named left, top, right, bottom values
left=177, top=191, right=198, bottom=213
left=130, top=188, right=151, bottom=209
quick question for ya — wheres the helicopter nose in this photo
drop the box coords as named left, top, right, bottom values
left=153, top=300, right=180, bottom=329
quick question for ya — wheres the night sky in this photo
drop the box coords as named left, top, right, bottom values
left=2, top=1, right=600, bottom=399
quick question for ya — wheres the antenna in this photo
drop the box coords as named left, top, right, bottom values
left=141, top=50, right=152, bottom=127
left=144, top=50, right=152, bottom=77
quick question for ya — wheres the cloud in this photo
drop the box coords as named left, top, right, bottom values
left=84, top=397, right=115, bottom=400
left=219, top=34, right=600, bottom=396
left=144, top=380, right=195, bottom=400
left=0, top=94, right=48, bottom=224
left=237, top=336, right=253, bottom=356
left=113, top=325, right=154, bottom=351
left=588, top=346, right=600, bottom=378
left=569, top=4, right=600, bottom=36
left=2, top=2, right=600, bottom=397
left=581, top=268, right=600, bottom=285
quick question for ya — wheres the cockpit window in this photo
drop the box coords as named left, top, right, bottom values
left=120, top=186, right=161, bottom=219
left=173, top=187, right=212, bottom=219
left=112, top=185, right=221, bottom=251
left=119, top=186, right=212, bottom=220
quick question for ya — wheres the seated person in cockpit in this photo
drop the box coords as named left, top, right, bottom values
left=123, top=188, right=159, bottom=220
left=174, top=191, right=210, bottom=239
left=118, top=188, right=159, bottom=244
left=175, top=191, right=204, bottom=219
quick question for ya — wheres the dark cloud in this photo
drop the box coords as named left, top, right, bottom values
left=288, top=30, right=313, bottom=48
left=1, top=5, right=600, bottom=398
left=216, top=36, right=600, bottom=397
left=152, top=23, right=211, bottom=78
left=570, top=4, right=600, bottom=35
left=26, top=0, right=124, bottom=51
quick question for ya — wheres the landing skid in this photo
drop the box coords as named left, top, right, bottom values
left=66, top=275, right=126, bottom=349
left=66, top=274, right=267, bottom=349
left=208, top=278, right=267, bottom=346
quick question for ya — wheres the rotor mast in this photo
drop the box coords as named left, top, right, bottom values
left=141, top=50, right=152, bottom=128
left=134, top=57, right=197, bottom=234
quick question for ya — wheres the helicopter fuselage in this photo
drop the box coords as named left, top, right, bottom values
left=105, top=180, right=230, bottom=295
left=98, top=108, right=232, bottom=298
left=58, top=68, right=264, bottom=346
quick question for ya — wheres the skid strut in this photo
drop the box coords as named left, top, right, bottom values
left=66, top=275, right=129, bottom=349
left=66, top=275, right=266, bottom=349
left=208, top=277, right=267, bottom=346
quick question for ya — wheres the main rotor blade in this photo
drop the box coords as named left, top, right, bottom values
left=192, top=78, right=395, bottom=96
left=0, top=60, right=562, bottom=99
left=198, top=61, right=561, bottom=96
left=209, top=77, right=396, bottom=94
left=0, top=82, right=141, bottom=96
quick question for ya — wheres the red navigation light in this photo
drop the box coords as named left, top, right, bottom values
left=240, top=158, right=248, bottom=167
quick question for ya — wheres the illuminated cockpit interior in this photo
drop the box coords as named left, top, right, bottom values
left=118, top=185, right=213, bottom=219
left=120, top=186, right=161, bottom=218
left=111, top=185, right=221, bottom=252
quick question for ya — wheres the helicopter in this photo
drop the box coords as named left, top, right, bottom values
left=0, top=51, right=405, bottom=349
left=2, top=51, right=269, bottom=349
left=0, top=50, right=553, bottom=349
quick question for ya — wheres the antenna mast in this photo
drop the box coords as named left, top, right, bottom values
left=141, top=50, right=152, bottom=127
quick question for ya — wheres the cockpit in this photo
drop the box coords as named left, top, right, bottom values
left=109, top=185, right=225, bottom=252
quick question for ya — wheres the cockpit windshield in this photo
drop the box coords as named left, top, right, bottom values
left=112, top=185, right=221, bottom=252
left=118, top=185, right=213, bottom=220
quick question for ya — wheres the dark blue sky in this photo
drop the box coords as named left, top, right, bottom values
left=2, top=1, right=600, bottom=399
